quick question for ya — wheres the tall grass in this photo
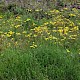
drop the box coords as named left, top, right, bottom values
left=0, top=42, right=80, bottom=80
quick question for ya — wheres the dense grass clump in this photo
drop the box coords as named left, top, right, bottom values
left=0, top=42, right=80, bottom=80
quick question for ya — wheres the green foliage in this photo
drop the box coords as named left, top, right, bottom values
left=0, top=42, right=80, bottom=80
left=0, top=1, right=80, bottom=80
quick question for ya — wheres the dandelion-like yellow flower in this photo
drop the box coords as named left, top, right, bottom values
left=66, top=49, right=70, bottom=53
left=14, top=41, right=18, bottom=46
left=63, top=7, right=68, bottom=10
left=30, top=42, right=37, bottom=48
left=8, top=31, right=14, bottom=35
left=6, top=34, right=11, bottom=37
left=15, top=25, right=20, bottom=28
left=43, top=22, right=49, bottom=25
left=26, top=18, right=31, bottom=21
left=16, top=16, right=21, bottom=19
left=16, top=33, right=21, bottom=36
left=45, top=37, right=49, bottom=41
left=73, top=26, right=79, bottom=31
left=33, top=34, right=37, bottom=37
left=69, top=14, right=76, bottom=17
left=58, top=29, right=63, bottom=35
left=35, top=9, right=40, bottom=12
left=22, top=31, right=26, bottom=34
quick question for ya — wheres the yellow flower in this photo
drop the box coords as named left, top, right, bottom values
left=34, top=45, right=37, bottom=48
left=27, top=33, right=32, bottom=37
left=70, top=38, right=76, bottom=40
left=55, top=10, right=59, bottom=13
left=53, top=36, right=57, bottom=40
left=66, top=49, right=70, bottom=53
left=47, top=32, right=50, bottom=35
left=22, top=31, right=26, bottom=34
left=11, top=38, right=14, bottom=40
left=49, top=35, right=53, bottom=40
left=72, top=8, right=78, bottom=13
left=49, top=21, right=53, bottom=24
left=15, top=25, right=20, bottom=28
left=50, top=10, right=54, bottom=13
left=43, top=22, right=49, bottom=25
left=4, top=32, right=7, bottom=35
left=58, top=29, right=63, bottom=35
left=73, top=26, right=79, bottom=31
left=63, top=7, right=68, bottom=10
left=16, top=33, right=21, bottom=36
left=30, top=43, right=37, bottom=48
left=14, top=41, right=18, bottom=46
left=69, top=34, right=77, bottom=40
left=26, top=18, right=31, bottom=21
left=50, top=21, right=56, bottom=25
left=27, top=9, right=32, bottom=12
left=69, top=14, right=76, bottom=17
left=45, top=12, right=47, bottom=14
left=16, top=16, right=21, bottom=19
left=70, top=35, right=77, bottom=37
left=52, top=30, right=57, bottom=32
left=8, top=31, right=14, bottom=35
left=63, top=28, right=68, bottom=35
left=45, top=38, right=49, bottom=41
left=6, top=34, right=11, bottom=37
left=33, top=34, right=37, bottom=37
left=64, top=27, right=69, bottom=31
left=30, top=45, right=34, bottom=48
left=33, top=23, right=36, bottom=26
left=35, top=9, right=40, bottom=12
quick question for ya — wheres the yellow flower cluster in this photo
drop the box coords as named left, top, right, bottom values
left=15, top=25, right=21, bottom=28
left=69, top=14, right=76, bottom=17
left=30, top=42, right=37, bottom=48
left=6, top=31, right=14, bottom=37
left=0, top=7, right=80, bottom=50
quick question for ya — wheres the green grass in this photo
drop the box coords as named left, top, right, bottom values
left=0, top=42, right=80, bottom=80
left=0, top=2, right=80, bottom=80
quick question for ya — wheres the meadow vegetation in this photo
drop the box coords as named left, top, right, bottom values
left=0, top=0, right=80, bottom=80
